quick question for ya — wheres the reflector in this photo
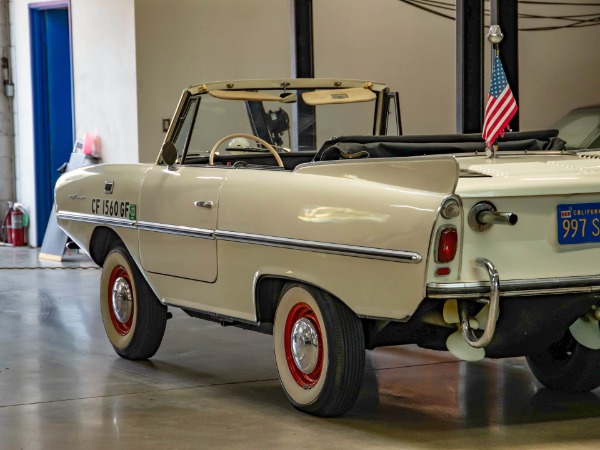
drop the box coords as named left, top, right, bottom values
left=435, top=267, right=451, bottom=276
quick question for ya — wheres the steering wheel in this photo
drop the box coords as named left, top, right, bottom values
left=209, top=133, right=284, bottom=168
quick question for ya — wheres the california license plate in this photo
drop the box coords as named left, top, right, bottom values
left=557, top=203, right=600, bottom=245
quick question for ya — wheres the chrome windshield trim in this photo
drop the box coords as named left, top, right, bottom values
left=427, top=274, right=600, bottom=298
left=56, top=212, right=136, bottom=229
left=215, top=230, right=422, bottom=263
left=137, top=221, right=214, bottom=239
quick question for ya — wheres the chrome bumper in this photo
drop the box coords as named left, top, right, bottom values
left=429, top=259, right=600, bottom=349
left=428, top=274, right=600, bottom=299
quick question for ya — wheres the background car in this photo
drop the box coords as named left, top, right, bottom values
left=554, top=105, right=600, bottom=149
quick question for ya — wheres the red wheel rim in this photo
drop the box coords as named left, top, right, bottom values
left=107, top=265, right=134, bottom=335
left=284, top=302, right=324, bottom=388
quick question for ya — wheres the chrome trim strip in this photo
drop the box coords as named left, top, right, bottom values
left=137, top=221, right=214, bottom=239
left=57, top=212, right=421, bottom=263
left=215, top=230, right=422, bottom=263
left=56, top=212, right=136, bottom=229
left=427, top=274, right=600, bottom=298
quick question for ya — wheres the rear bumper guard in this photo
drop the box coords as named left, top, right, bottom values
left=428, top=260, right=600, bottom=349
left=459, top=257, right=499, bottom=348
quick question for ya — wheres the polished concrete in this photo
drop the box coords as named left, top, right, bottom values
left=1, top=246, right=599, bottom=449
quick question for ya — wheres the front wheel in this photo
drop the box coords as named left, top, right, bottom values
left=100, top=244, right=167, bottom=360
left=526, top=330, right=600, bottom=392
left=273, top=283, right=365, bottom=417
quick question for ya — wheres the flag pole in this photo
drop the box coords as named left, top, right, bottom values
left=486, top=25, right=504, bottom=158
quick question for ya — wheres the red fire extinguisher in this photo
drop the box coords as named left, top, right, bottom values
left=4, top=206, right=12, bottom=244
left=9, top=208, right=25, bottom=247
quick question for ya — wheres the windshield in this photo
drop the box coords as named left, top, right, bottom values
left=172, top=87, right=383, bottom=162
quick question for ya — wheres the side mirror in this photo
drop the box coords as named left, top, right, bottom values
left=161, top=142, right=177, bottom=166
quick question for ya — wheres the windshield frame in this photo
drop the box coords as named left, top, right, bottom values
left=160, top=79, right=391, bottom=165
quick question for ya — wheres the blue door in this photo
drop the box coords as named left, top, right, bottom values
left=30, top=5, right=74, bottom=245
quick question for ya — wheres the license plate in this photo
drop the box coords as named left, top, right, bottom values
left=557, top=203, right=600, bottom=245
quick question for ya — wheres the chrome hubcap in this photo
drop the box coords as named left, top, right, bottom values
left=291, top=318, right=320, bottom=374
left=112, top=277, right=133, bottom=323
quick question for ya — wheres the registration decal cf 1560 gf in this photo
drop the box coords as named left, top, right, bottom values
left=92, top=198, right=136, bottom=220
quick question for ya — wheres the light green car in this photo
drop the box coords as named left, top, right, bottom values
left=554, top=105, right=600, bottom=150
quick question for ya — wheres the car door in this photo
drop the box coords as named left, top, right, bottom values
left=137, top=165, right=225, bottom=282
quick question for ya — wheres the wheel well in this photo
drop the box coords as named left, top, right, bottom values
left=254, top=276, right=361, bottom=328
left=89, top=227, right=123, bottom=266
left=255, top=277, right=287, bottom=326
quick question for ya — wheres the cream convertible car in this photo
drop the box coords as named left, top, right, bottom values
left=56, top=79, right=600, bottom=417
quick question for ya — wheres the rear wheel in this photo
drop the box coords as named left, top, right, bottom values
left=526, top=330, right=600, bottom=392
left=100, top=244, right=167, bottom=360
left=273, top=283, right=365, bottom=417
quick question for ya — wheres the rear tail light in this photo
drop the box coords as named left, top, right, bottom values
left=436, top=226, right=458, bottom=263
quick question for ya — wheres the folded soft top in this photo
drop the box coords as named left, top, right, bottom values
left=315, top=130, right=565, bottom=161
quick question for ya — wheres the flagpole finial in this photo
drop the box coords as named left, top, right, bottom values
left=487, top=25, right=504, bottom=45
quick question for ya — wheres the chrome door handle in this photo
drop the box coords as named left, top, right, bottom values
left=194, top=201, right=213, bottom=209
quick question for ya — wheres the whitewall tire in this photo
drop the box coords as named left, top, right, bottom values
left=100, top=244, right=167, bottom=360
left=273, top=283, right=365, bottom=417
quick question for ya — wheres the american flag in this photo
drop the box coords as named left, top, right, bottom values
left=482, top=55, right=518, bottom=147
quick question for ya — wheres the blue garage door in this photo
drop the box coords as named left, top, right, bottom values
left=31, top=5, right=74, bottom=245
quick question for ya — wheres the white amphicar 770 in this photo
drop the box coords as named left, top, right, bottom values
left=56, top=78, right=600, bottom=416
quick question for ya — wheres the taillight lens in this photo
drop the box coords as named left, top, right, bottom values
left=436, top=226, right=458, bottom=263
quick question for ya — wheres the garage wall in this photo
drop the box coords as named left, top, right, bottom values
left=9, top=0, right=58, bottom=247
left=314, top=0, right=456, bottom=134
left=71, top=0, right=138, bottom=164
left=9, top=0, right=137, bottom=246
left=314, top=0, right=600, bottom=133
left=134, top=0, right=291, bottom=163
left=519, top=24, right=600, bottom=129
left=0, top=0, right=14, bottom=223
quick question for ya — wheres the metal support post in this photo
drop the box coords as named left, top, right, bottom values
left=490, top=0, right=519, bottom=131
left=290, top=0, right=317, bottom=150
left=456, top=0, right=483, bottom=134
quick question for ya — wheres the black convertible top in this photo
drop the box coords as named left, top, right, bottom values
left=314, top=129, right=566, bottom=161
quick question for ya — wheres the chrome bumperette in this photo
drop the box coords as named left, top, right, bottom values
left=458, top=258, right=500, bottom=349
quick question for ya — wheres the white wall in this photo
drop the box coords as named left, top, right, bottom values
left=71, top=0, right=138, bottom=164
left=314, top=0, right=456, bottom=134
left=516, top=1, right=600, bottom=129
left=519, top=26, right=600, bottom=129
left=134, top=0, right=291, bottom=163
left=314, top=0, right=600, bottom=134
left=9, top=0, right=137, bottom=246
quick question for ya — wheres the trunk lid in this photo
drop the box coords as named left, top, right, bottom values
left=454, top=152, right=600, bottom=283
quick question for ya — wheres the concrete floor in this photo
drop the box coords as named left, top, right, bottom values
left=1, top=246, right=599, bottom=449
